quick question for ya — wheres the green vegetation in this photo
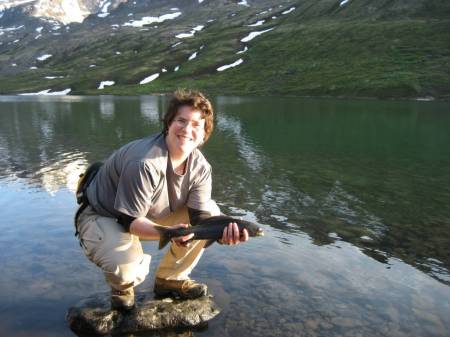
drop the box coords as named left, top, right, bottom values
left=1, top=0, right=449, bottom=99
left=100, top=19, right=450, bottom=99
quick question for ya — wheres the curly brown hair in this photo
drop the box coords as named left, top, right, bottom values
left=163, top=89, right=214, bottom=143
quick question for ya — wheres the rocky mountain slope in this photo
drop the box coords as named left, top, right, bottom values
left=0, top=0, right=449, bottom=98
left=0, top=0, right=126, bottom=23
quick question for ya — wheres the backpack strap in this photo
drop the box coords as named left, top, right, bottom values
left=76, top=161, right=104, bottom=205
left=74, top=162, right=103, bottom=238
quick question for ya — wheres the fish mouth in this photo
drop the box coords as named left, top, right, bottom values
left=256, top=228, right=264, bottom=236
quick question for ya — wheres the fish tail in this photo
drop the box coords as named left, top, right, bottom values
left=155, top=226, right=171, bottom=250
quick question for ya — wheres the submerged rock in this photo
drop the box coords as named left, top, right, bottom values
left=66, top=292, right=220, bottom=335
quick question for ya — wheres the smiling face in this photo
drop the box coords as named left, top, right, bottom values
left=166, top=105, right=206, bottom=160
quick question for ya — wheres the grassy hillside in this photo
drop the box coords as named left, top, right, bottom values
left=96, top=19, right=450, bottom=99
left=1, top=0, right=449, bottom=99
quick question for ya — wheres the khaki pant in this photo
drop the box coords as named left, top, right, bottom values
left=76, top=202, right=220, bottom=291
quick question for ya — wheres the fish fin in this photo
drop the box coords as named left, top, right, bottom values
left=154, top=225, right=171, bottom=250
left=159, top=234, right=171, bottom=250
left=204, top=239, right=216, bottom=249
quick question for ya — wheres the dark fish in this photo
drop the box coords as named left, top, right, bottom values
left=155, top=215, right=264, bottom=249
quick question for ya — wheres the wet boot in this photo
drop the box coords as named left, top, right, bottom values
left=154, top=278, right=208, bottom=299
left=111, top=287, right=135, bottom=311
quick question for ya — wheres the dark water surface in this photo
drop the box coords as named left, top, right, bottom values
left=0, top=95, right=449, bottom=337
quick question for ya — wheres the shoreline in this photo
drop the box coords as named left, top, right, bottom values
left=3, top=91, right=448, bottom=102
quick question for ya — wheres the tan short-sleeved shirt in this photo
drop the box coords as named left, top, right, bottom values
left=86, top=133, right=212, bottom=221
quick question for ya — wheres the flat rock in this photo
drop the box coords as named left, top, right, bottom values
left=66, top=292, right=220, bottom=335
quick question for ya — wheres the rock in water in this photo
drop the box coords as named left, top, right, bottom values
left=66, top=292, right=220, bottom=335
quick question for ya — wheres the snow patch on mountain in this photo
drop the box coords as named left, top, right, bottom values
left=241, top=28, right=274, bottom=42
left=37, top=54, right=52, bottom=61
left=99, top=0, right=111, bottom=13
left=248, top=20, right=264, bottom=27
left=188, top=51, right=198, bottom=61
left=98, top=80, right=115, bottom=89
left=0, top=25, right=25, bottom=33
left=217, top=58, right=243, bottom=71
left=123, top=12, right=182, bottom=27
left=0, top=0, right=34, bottom=11
left=188, top=45, right=204, bottom=61
left=175, top=25, right=204, bottom=39
left=282, top=7, right=295, bottom=15
left=238, top=0, right=249, bottom=6
left=97, top=0, right=111, bottom=17
left=140, top=73, right=159, bottom=84
left=236, top=45, right=248, bottom=54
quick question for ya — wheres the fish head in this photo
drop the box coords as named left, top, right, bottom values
left=239, top=220, right=264, bottom=237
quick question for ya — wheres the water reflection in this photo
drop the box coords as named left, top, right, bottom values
left=140, top=95, right=161, bottom=123
left=214, top=104, right=386, bottom=253
left=0, top=95, right=163, bottom=188
left=321, top=180, right=385, bottom=236
left=36, top=156, right=87, bottom=195
left=0, top=95, right=449, bottom=337
left=213, top=96, right=450, bottom=285
left=216, top=114, right=264, bottom=173
left=99, top=95, right=115, bottom=119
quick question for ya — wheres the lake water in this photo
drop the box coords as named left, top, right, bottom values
left=0, top=95, right=449, bottom=337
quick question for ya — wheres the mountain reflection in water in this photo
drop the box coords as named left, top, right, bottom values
left=0, top=95, right=449, bottom=337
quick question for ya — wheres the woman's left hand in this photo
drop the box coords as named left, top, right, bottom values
left=220, top=222, right=249, bottom=245
left=170, top=223, right=194, bottom=247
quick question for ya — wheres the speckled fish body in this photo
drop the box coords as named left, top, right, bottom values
left=155, top=215, right=264, bottom=249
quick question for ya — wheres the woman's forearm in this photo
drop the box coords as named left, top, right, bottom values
left=129, top=217, right=160, bottom=240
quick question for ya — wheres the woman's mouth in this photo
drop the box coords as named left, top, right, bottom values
left=178, top=135, right=192, bottom=142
